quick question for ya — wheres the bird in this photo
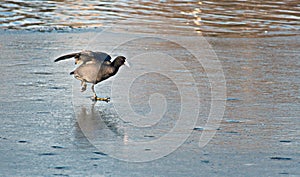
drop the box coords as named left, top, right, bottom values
left=54, top=50, right=129, bottom=102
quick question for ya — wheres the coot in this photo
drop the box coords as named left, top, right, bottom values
left=54, top=50, right=129, bottom=102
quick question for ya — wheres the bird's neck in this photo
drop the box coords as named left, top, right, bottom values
left=110, top=65, right=119, bottom=76
left=111, top=61, right=122, bottom=73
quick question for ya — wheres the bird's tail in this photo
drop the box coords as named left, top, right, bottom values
left=54, top=52, right=80, bottom=62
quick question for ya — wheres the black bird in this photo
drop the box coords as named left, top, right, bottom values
left=54, top=50, right=129, bottom=102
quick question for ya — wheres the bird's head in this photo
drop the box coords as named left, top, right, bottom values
left=113, top=56, right=130, bottom=68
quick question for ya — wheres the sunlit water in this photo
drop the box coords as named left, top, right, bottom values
left=1, top=0, right=299, bottom=37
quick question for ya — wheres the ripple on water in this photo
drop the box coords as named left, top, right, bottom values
left=224, top=119, right=244, bottom=123
left=38, top=152, right=57, bottom=156
left=279, top=140, right=292, bottom=143
left=31, top=72, right=53, bottom=75
left=0, top=0, right=299, bottom=37
left=51, top=145, right=64, bottom=149
left=17, top=140, right=28, bottom=143
left=270, top=157, right=292, bottom=161
left=93, top=151, right=108, bottom=156
left=53, top=166, right=70, bottom=170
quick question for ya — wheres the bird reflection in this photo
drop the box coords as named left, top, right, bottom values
left=75, top=102, right=126, bottom=144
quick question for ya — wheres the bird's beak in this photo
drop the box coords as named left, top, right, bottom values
left=124, top=60, right=130, bottom=68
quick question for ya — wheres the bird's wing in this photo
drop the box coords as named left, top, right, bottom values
left=54, top=51, right=112, bottom=65
left=90, top=52, right=112, bottom=63
left=77, top=50, right=94, bottom=63
left=54, top=52, right=80, bottom=62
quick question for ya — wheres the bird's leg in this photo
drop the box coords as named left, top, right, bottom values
left=91, top=84, right=110, bottom=102
left=91, top=84, right=97, bottom=99
left=81, top=81, right=87, bottom=92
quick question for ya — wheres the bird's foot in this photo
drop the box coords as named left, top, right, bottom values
left=91, top=96, right=110, bottom=102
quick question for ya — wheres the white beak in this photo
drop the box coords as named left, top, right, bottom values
left=124, top=60, right=130, bottom=68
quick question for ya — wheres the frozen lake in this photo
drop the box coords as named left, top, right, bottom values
left=0, top=30, right=299, bottom=176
